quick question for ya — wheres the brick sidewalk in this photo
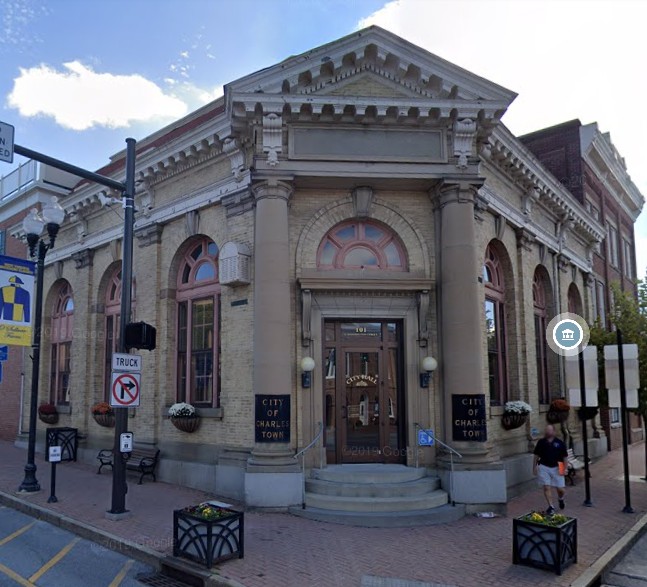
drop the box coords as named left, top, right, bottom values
left=0, top=440, right=646, bottom=587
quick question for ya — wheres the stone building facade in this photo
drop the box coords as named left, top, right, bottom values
left=4, top=27, right=643, bottom=511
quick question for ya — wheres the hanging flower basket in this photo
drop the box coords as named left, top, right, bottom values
left=577, top=407, right=599, bottom=421
left=93, top=413, right=115, bottom=428
left=38, top=413, right=59, bottom=425
left=546, top=410, right=569, bottom=424
left=38, top=403, right=59, bottom=425
left=171, top=416, right=201, bottom=433
left=501, top=412, right=528, bottom=430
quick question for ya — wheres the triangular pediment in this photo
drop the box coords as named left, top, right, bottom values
left=226, top=26, right=517, bottom=107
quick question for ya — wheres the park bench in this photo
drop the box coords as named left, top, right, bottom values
left=96, top=446, right=160, bottom=485
left=565, top=448, right=586, bottom=486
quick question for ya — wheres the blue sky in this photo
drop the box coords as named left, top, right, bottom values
left=1, top=0, right=646, bottom=273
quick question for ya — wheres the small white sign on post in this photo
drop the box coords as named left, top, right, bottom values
left=120, top=432, right=133, bottom=453
left=565, top=346, right=599, bottom=407
left=48, top=446, right=62, bottom=463
left=0, top=121, right=15, bottom=164
left=112, top=353, right=142, bottom=372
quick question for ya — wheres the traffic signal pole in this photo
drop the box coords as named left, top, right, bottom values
left=109, top=138, right=136, bottom=516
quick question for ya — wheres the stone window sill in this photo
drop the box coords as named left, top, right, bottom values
left=56, top=404, right=72, bottom=415
left=490, top=406, right=504, bottom=417
left=539, top=404, right=550, bottom=413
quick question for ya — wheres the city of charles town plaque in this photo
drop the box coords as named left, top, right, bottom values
left=255, top=394, right=290, bottom=443
left=452, top=394, right=487, bottom=442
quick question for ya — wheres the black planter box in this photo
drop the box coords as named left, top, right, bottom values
left=173, top=505, right=244, bottom=568
left=513, top=514, right=577, bottom=575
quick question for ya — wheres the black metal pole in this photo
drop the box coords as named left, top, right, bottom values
left=18, top=241, right=46, bottom=493
left=109, top=138, right=136, bottom=516
left=47, top=462, right=58, bottom=503
left=579, top=349, right=593, bottom=506
left=617, top=329, right=634, bottom=513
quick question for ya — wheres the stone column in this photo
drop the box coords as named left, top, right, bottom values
left=245, top=179, right=301, bottom=507
left=433, top=180, right=506, bottom=509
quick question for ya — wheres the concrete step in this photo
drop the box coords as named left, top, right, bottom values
left=306, top=476, right=440, bottom=498
left=289, top=503, right=466, bottom=527
left=305, top=489, right=448, bottom=512
left=312, top=464, right=426, bottom=484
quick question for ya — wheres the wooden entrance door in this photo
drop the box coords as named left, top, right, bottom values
left=323, top=321, right=404, bottom=464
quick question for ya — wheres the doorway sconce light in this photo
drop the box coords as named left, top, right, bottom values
left=420, top=356, right=438, bottom=388
left=301, top=356, right=315, bottom=388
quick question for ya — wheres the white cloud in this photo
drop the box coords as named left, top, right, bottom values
left=168, top=81, right=223, bottom=107
left=360, top=0, right=647, bottom=275
left=7, top=61, right=188, bottom=130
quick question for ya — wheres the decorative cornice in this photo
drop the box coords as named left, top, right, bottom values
left=489, top=125, right=605, bottom=244
left=262, top=113, right=283, bottom=167
left=71, top=249, right=94, bottom=269
left=223, top=137, right=246, bottom=181
left=516, top=227, right=536, bottom=252
left=135, top=223, right=164, bottom=248
left=252, top=179, right=294, bottom=203
left=453, top=118, right=476, bottom=169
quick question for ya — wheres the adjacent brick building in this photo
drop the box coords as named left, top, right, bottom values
left=521, top=121, right=644, bottom=449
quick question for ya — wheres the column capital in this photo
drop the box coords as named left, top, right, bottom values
left=252, top=179, right=294, bottom=203
left=71, top=249, right=94, bottom=270
left=430, top=178, right=485, bottom=210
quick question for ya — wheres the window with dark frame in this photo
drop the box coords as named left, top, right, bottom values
left=533, top=271, right=550, bottom=405
left=176, top=237, right=220, bottom=407
left=483, top=245, right=508, bottom=406
left=50, top=282, right=73, bottom=405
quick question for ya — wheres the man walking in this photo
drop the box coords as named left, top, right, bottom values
left=533, top=424, right=568, bottom=514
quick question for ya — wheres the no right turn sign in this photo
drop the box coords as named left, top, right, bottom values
left=0, top=122, right=15, bottom=164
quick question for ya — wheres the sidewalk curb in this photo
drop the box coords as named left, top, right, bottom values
left=0, top=489, right=246, bottom=587
left=570, top=511, right=647, bottom=587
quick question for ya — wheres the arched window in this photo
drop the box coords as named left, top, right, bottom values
left=484, top=245, right=507, bottom=405
left=104, top=267, right=136, bottom=399
left=533, top=269, right=551, bottom=405
left=317, top=221, right=406, bottom=270
left=50, top=282, right=73, bottom=405
left=176, top=237, right=220, bottom=406
left=568, top=283, right=583, bottom=315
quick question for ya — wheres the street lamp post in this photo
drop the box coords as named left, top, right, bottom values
left=18, top=198, right=65, bottom=493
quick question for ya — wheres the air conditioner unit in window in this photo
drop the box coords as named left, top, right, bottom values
left=219, top=241, right=251, bottom=286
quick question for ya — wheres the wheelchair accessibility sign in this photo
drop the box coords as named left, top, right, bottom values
left=417, top=429, right=435, bottom=446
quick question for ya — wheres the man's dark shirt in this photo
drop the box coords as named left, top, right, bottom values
left=534, top=437, right=567, bottom=468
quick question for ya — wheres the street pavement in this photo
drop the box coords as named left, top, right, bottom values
left=604, top=529, right=647, bottom=586
left=0, top=439, right=646, bottom=587
left=0, top=506, right=151, bottom=586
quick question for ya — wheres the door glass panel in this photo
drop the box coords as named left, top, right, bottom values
left=324, top=348, right=336, bottom=458
left=343, top=351, right=380, bottom=460
left=384, top=347, right=399, bottom=454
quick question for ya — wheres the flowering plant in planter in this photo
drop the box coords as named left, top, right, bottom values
left=91, top=402, right=113, bottom=415
left=182, top=503, right=232, bottom=521
left=168, top=402, right=200, bottom=433
left=168, top=402, right=197, bottom=418
left=513, top=510, right=577, bottom=574
left=549, top=399, right=570, bottom=412
left=504, top=401, right=532, bottom=415
left=501, top=400, right=532, bottom=430
left=38, top=403, right=59, bottom=424
left=38, top=403, right=58, bottom=416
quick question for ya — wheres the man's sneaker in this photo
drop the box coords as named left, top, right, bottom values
left=558, top=499, right=565, bottom=510
left=546, top=506, right=556, bottom=515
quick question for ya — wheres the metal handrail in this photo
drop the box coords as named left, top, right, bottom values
left=294, top=421, right=323, bottom=509
left=414, top=423, right=462, bottom=507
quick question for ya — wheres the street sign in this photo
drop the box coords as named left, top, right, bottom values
left=120, top=432, right=133, bottom=453
left=417, top=429, right=435, bottom=446
left=0, top=362, right=4, bottom=384
left=0, top=122, right=14, bottom=164
left=110, top=372, right=141, bottom=407
left=0, top=346, right=8, bottom=361
left=48, top=446, right=62, bottom=463
left=112, top=352, right=142, bottom=372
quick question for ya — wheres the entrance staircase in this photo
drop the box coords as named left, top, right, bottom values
left=288, top=464, right=465, bottom=527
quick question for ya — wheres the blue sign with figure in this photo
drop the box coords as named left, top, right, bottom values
left=0, top=345, right=8, bottom=361
left=417, top=429, right=435, bottom=446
